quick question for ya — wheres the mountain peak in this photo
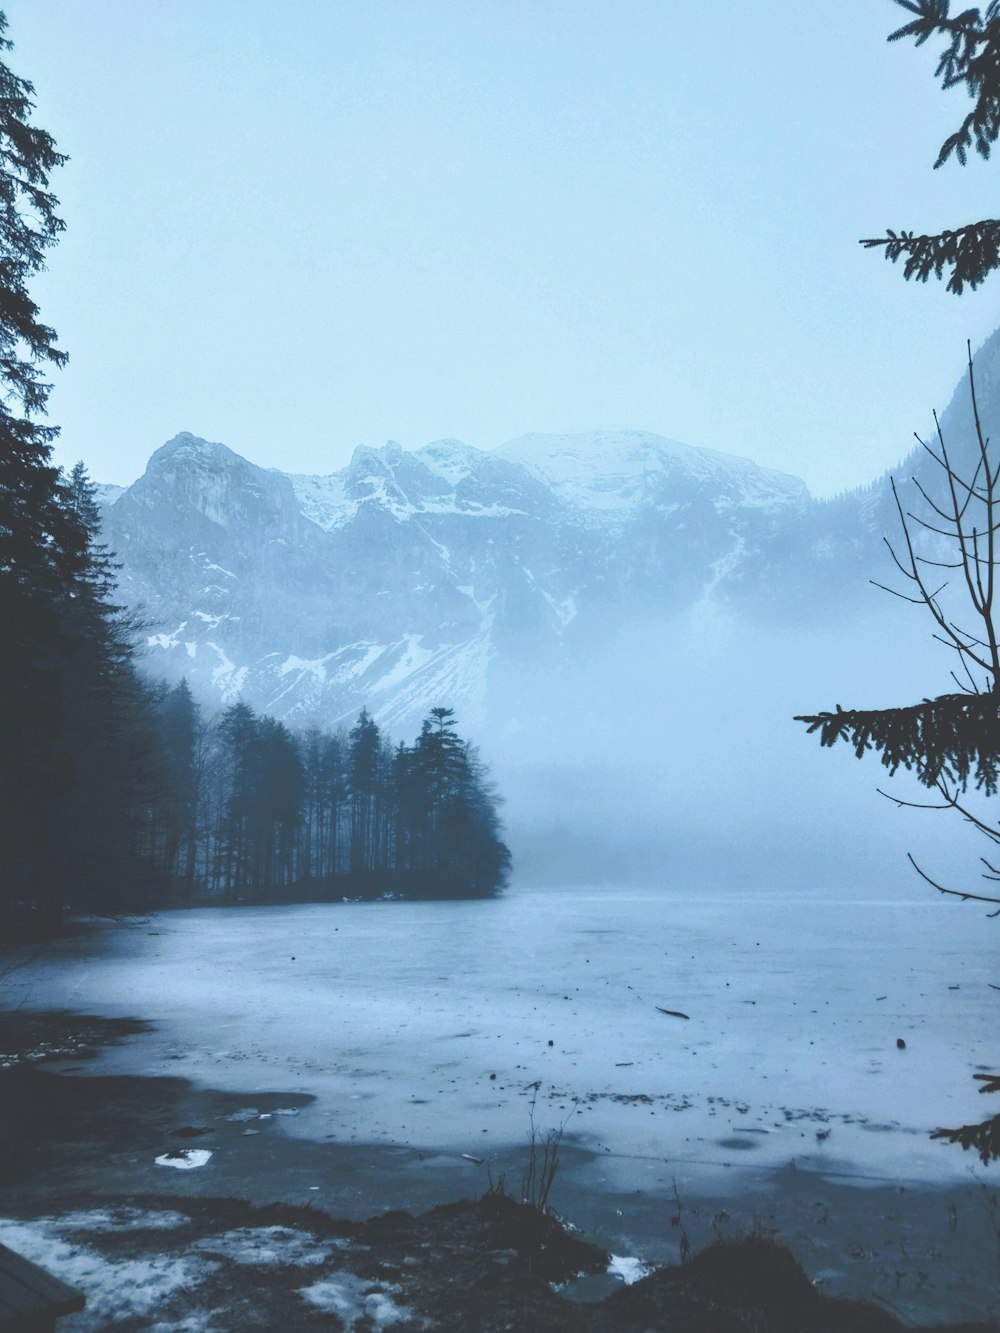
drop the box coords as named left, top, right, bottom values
left=147, top=432, right=247, bottom=472
left=495, top=430, right=809, bottom=514
left=416, top=438, right=480, bottom=485
left=132, top=432, right=303, bottom=534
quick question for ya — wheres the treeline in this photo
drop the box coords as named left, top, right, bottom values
left=2, top=449, right=170, bottom=937
left=150, top=690, right=511, bottom=904
left=3, top=458, right=510, bottom=938
left=3, top=466, right=510, bottom=939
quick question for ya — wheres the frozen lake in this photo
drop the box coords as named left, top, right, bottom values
left=5, top=883, right=997, bottom=1194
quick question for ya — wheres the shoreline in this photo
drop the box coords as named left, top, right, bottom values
left=1, top=1009, right=998, bottom=1329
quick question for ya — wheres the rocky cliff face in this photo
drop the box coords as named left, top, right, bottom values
left=101, top=425, right=859, bottom=730
left=103, top=343, right=996, bottom=733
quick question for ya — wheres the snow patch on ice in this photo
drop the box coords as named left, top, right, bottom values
left=608, top=1254, right=653, bottom=1285
left=155, top=1148, right=213, bottom=1170
left=148, top=1316, right=218, bottom=1332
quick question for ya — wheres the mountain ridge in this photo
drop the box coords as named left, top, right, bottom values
left=96, top=321, right=1000, bottom=736
left=93, top=426, right=881, bottom=731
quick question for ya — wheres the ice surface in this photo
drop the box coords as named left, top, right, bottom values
left=6, top=885, right=996, bottom=1202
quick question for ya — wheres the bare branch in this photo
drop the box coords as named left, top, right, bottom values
left=907, top=853, right=1000, bottom=906
left=876, top=786, right=951, bottom=812
left=801, top=352, right=1000, bottom=931
left=911, top=473, right=962, bottom=525
left=871, top=579, right=930, bottom=605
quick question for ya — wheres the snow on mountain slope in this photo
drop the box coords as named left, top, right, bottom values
left=98, top=425, right=869, bottom=736
left=288, top=438, right=554, bottom=531
left=94, top=482, right=127, bottom=508
left=415, top=437, right=482, bottom=485
left=495, top=430, right=810, bottom=515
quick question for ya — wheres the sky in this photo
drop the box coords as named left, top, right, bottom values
left=8, top=0, right=1000, bottom=497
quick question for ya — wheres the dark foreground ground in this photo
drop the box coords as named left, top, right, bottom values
left=1, top=1012, right=998, bottom=1332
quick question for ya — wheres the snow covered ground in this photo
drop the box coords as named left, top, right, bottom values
left=0, top=1209, right=409, bottom=1332
left=5, top=884, right=996, bottom=1197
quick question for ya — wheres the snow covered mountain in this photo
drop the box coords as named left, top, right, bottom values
left=496, top=431, right=806, bottom=516
left=99, top=425, right=884, bottom=732
left=86, top=330, right=1000, bottom=891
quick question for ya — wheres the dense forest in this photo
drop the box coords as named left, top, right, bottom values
left=151, top=688, right=511, bottom=907
left=2, top=458, right=511, bottom=939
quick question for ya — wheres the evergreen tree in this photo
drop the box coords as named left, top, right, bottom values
left=49, top=464, right=169, bottom=914
left=247, top=716, right=303, bottom=892
left=156, top=679, right=201, bottom=892
left=216, top=702, right=259, bottom=900
left=298, top=726, right=324, bottom=884
left=0, top=10, right=86, bottom=932
left=347, top=708, right=385, bottom=880
left=320, top=728, right=349, bottom=879
left=456, top=744, right=512, bottom=897
left=74, top=692, right=510, bottom=906
left=405, top=707, right=510, bottom=898
left=864, top=2, right=1000, bottom=291
left=0, top=21, right=168, bottom=931
left=393, top=739, right=419, bottom=890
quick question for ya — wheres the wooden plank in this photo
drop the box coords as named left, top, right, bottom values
left=0, top=1242, right=83, bottom=1304
left=0, top=1242, right=85, bottom=1323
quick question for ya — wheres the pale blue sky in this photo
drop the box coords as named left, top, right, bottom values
left=9, top=0, right=1000, bottom=495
